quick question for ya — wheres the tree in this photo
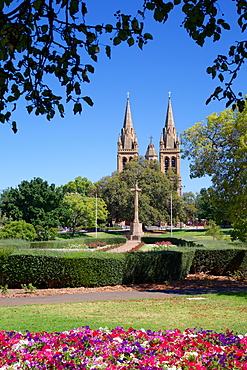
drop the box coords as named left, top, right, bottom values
left=96, top=158, right=184, bottom=226
left=2, top=1, right=247, bottom=132
left=61, top=193, right=108, bottom=235
left=181, top=105, right=247, bottom=239
left=61, top=176, right=94, bottom=196
left=0, top=177, right=64, bottom=239
left=182, top=192, right=197, bottom=224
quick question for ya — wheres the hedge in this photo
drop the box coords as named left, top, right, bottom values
left=1, top=253, right=126, bottom=288
left=123, top=251, right=195, bottom=284
left=30, top=236, right=127, bottom=249
left=191, top=249, right=247, bottom=275
left=0, top=249, right=194, bottom=288
left=141, top=236, right=204, bottom=248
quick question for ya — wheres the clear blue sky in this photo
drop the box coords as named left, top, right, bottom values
left=1, top=1, right=246, bottom=194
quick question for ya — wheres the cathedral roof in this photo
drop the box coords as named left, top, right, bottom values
left=145, top=136, right=158, bottom=160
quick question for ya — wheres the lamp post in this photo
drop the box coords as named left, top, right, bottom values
left=170, top=192, right=173, bottom=237
left=95, top=193, right=98, bottom=238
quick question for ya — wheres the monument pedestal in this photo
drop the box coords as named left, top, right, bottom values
left=129, top=222, right=144, bottom=240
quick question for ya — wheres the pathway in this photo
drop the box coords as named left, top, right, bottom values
left=107, top=240, right=140, bottom=253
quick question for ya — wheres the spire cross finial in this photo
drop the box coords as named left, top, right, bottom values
left=168, top=91, right=171, bottom=98
left=127, top=92, right=130, bottom=100
left=150, top=135, right=153, bottom=142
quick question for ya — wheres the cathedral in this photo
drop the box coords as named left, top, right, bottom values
left=117, top=93, right=181, bottom=190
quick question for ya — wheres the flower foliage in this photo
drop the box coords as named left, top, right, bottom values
left=0, top=327, right=247, bottom=369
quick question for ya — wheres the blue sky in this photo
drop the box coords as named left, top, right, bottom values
left=1, top=1, right=246, bottom=194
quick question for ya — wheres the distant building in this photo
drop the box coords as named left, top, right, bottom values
left=117, top=93, right=181, bottom=192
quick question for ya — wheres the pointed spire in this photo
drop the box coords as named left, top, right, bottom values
left=165, top=92, right=175, bottom=129
left=123, top=92, right=133, bottom=130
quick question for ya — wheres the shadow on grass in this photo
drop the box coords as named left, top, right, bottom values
left=216, top=291, right=247, bottom=299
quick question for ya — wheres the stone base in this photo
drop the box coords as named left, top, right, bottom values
left=128, top=222, right=144, bottom=240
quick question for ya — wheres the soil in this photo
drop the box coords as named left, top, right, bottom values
left=0, top=273, right=246, bottom=299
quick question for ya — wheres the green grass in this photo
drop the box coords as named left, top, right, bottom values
left=0, top=292, right=246, bottom=333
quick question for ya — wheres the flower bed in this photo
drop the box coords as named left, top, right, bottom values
left=0, top=327, right=247, bottom=369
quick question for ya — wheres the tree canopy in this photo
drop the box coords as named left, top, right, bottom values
left=61, top=193, right=108, bottom=235
left=181, top=105, right=247, bottom=239
left=0, top=177, right=64, bottom=239
left=1, top=0, right=247, bottom=132
left=96, top=158, right=184, bottom=226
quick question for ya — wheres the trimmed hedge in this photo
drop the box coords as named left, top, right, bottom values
left=0, top=249, right=194, bottom=288
left=1, top=253, right=126, bottom=288
left=191, top=249, right=247, bottom=275
left=30, top=236, right=127, bottom=249
left=123, top=251, right=195, bottom=284
left=141, top=236, right=204, bottom=248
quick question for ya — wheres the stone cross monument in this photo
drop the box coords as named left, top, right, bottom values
left=129, top=181, right=144, bottom=240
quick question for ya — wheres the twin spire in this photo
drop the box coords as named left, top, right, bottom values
left=117, top=92, right=180, bottom=176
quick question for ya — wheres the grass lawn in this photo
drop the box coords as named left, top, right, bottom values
left=0, top=292, right=246, bottom=334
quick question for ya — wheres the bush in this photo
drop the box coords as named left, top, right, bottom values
left=30, top=236, right=127, bottom=249
left=2, top=252, right=126, bottom=288
left=123, top=251, right=195, bottom=284
left=191, top=249, right=247, bottom=275
left=141, top=236, right=203, bottom=248
left=0, top=221, right=37, bottom=241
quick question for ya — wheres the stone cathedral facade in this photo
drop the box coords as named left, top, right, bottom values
left=117, top=94, right=181, bottom=189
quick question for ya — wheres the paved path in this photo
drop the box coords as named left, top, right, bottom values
left=107, top=240, right=140, bottom=253
left=0, top=286, right=246, bottom=307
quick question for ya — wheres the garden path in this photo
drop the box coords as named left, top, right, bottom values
left=107, top=240, right=140, bottom=253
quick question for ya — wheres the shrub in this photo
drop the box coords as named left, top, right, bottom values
left=0, top=221, right=37, bottom=241
left=30, top=236, right=127, bottom=249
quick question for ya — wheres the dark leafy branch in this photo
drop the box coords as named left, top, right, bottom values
left=1, top=0, right=247, bottom=132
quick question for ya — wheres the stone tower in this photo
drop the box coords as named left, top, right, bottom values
left=145, top=136, right=158, bottom=161
left=117, top=94, right=138, bottom=172
left=159, top=94, right=181, bottom=179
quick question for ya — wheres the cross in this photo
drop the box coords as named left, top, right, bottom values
left=127, top=92, right=130, bottom=100
left=150, top=135, right=153, bottom=142
left=168, top=91, right=171, bottom=98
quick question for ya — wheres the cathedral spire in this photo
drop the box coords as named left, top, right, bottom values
left=123, top=92, right=133, bottom=130
left=117, top=93, right=138, bottom=172
left=165, top=92, right=175, bottom=130
left=159, top=92, right=181, bottom=182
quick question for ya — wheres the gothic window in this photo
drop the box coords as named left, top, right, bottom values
left=165, top=157, right=169, bottom=172
left=129, top=157, right=133, bottom=161
left=172, top=157, right=176, bottom=167
left=122, top=157, right=127, bottom=168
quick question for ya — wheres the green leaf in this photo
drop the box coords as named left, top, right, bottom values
left=144, top=33, right=153, bottom=40
left=113, top=37, right=121, bottom=46
left=86, top=64, right=95, bottom=73
left=26, top=106, right=33, bottom=114
left=12, top=121, right=17, bottom=134
left=174, top=0, right=181, bottom=4
left=41, top=25, right=48, bottom=33
left=105, top=45, right=111, bottom=58
left=7, top=96, right=16, bottom=102
left=127, top=37, right=134, bottom=47
left=222, top=22, right=230, bottom=30
left=73, top=102, right=82, bottom=114
left=81, top=2, right=87, bottom=15
left=105, top=24, right=113, bottom=33
left=82, top=96, right=94, bottom=106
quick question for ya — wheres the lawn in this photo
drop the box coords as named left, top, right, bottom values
left=0, top=292, right=246, bottom=334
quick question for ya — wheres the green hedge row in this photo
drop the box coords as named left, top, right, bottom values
left=141, top=236, right=204, bottom=248
left=0, top=250, right=193, bottom=288
left=1, top=246, right=247, bottom=289
left=191, top=249, right=247, bottom=275
left=30, top=236, right=127, bottom=249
